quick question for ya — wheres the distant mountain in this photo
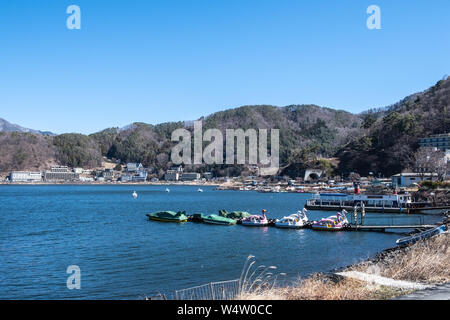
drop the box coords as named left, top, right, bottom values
left=0, top=117, right=54, bottom=136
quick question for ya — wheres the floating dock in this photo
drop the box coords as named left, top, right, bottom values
left=345, top=224, right=436, bottom=232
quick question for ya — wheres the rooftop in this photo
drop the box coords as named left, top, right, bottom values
left=392, top=172, right=438, bottom=177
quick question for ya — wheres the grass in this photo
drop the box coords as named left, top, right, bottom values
left=238, top=232, right=449, bottom=300
left=238, top=274, right=407, bottom=300
left=352, top=232, right=450, bottom=284
left=238, top=255, right=286, bottom=298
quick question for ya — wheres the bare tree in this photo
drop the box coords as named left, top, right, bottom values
left=414, top=147, right=447, bottom=181
left=348, top=172, right=361, bottom=181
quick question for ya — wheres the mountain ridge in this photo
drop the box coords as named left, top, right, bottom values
left=1, top=77, right=449, bottom=178
left=0, top=117, right=55, bottom=136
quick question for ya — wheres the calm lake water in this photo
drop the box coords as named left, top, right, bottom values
left=0, top=185, right=441, bottom=299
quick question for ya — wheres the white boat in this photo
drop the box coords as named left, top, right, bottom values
left=275, top=208, right=309, bottom=229
left=304, top=191, right=449, bottom=214
left=198, top=188, right=203, bottom=192
left=165, top=188, right=170, bottom=193
left=132, top=191, right=138, bottom=199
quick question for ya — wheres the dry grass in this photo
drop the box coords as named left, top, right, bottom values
left=238, top=233, right=449, bottom=300
left=352, top=233, right=450, bottom=284
left=238, top=275, right=406, bottom=300
left=238, top=255, right=286, bottom=298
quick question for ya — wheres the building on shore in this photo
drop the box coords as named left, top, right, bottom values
left=44, top=166, right=80, bottom=182
left=126, top=163, right=144, bottom=173
left=165, top=166, right=183, bottom=181
left=180, top=172, right=201, bottom=181
left=392, top=172, right=439, bottom=187
left=10, top=171, right=42, bottom=182
left=101, top=169, right=114, bottom=181
left=120, top=174, right=133, bottom=183
left=119, top=171, right=147, bottom=182
left=79, top=176, right=94, bottom=182
left=132, top=171, right=147, bottom=182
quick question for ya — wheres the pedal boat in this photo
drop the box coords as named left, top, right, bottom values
left=202, top=214, right=236, bottom=225
left=241, top=209, right=269, bottom=227
left=275, top=208, right=309, bottom=229
left=146, top=211, right=188, bottom=223
left=311, top=210, right=349, bottom=231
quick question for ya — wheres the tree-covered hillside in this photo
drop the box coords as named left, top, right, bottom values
left=1, top=77, right=448, bottom=178
left=0, top=132, right=57, bottom=172
left=337, top=77, right=450, bottom=177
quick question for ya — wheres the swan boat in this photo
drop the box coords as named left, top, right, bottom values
left=275, top=208, right=309, bottom=229
left=241, top=209, right=269, bottom=227
left=311, top=210, right=349, bottom=231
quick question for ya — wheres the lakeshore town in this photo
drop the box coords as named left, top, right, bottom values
left=1, top=133, right=449, bottom=195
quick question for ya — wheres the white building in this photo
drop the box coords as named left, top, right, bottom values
left=10, top=171, right=42, bottom=182
left=79, top=176, right=94, bottom=182
left=44, top=166, right=80, bottom=182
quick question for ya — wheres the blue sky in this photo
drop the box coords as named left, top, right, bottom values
left=0, top=0, right=449, bottom=134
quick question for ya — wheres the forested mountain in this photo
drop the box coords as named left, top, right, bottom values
left=1, top=77, right=448, bottom=178
left=0, top=132, right=57, bottom=172
left=87, top=105, right=361, bottom=177
left=337, top=77, right=450, bottom=177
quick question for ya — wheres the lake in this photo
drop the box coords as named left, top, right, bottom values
left=0, top=185, right=440, bottom=299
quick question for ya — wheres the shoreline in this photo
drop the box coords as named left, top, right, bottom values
left=0, top=181, right=221, bottom=187
left=238, top=222, right=449, bottom=300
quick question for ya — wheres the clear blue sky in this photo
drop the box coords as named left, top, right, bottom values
left=0, top=0, right=449, bottom=134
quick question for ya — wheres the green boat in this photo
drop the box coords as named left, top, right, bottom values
left=202, top=214, right=236, bottom=225
left=218, top=209, right=251, bottom=220
left=146, top=211, right=188, bottom=223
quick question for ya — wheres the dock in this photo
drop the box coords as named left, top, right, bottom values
left=346, top=224, right=436, bottom=232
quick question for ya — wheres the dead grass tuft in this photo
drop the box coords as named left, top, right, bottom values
left=238, top=274, right=406, bottom=300
left=353, top=233, right=450, bottom=284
